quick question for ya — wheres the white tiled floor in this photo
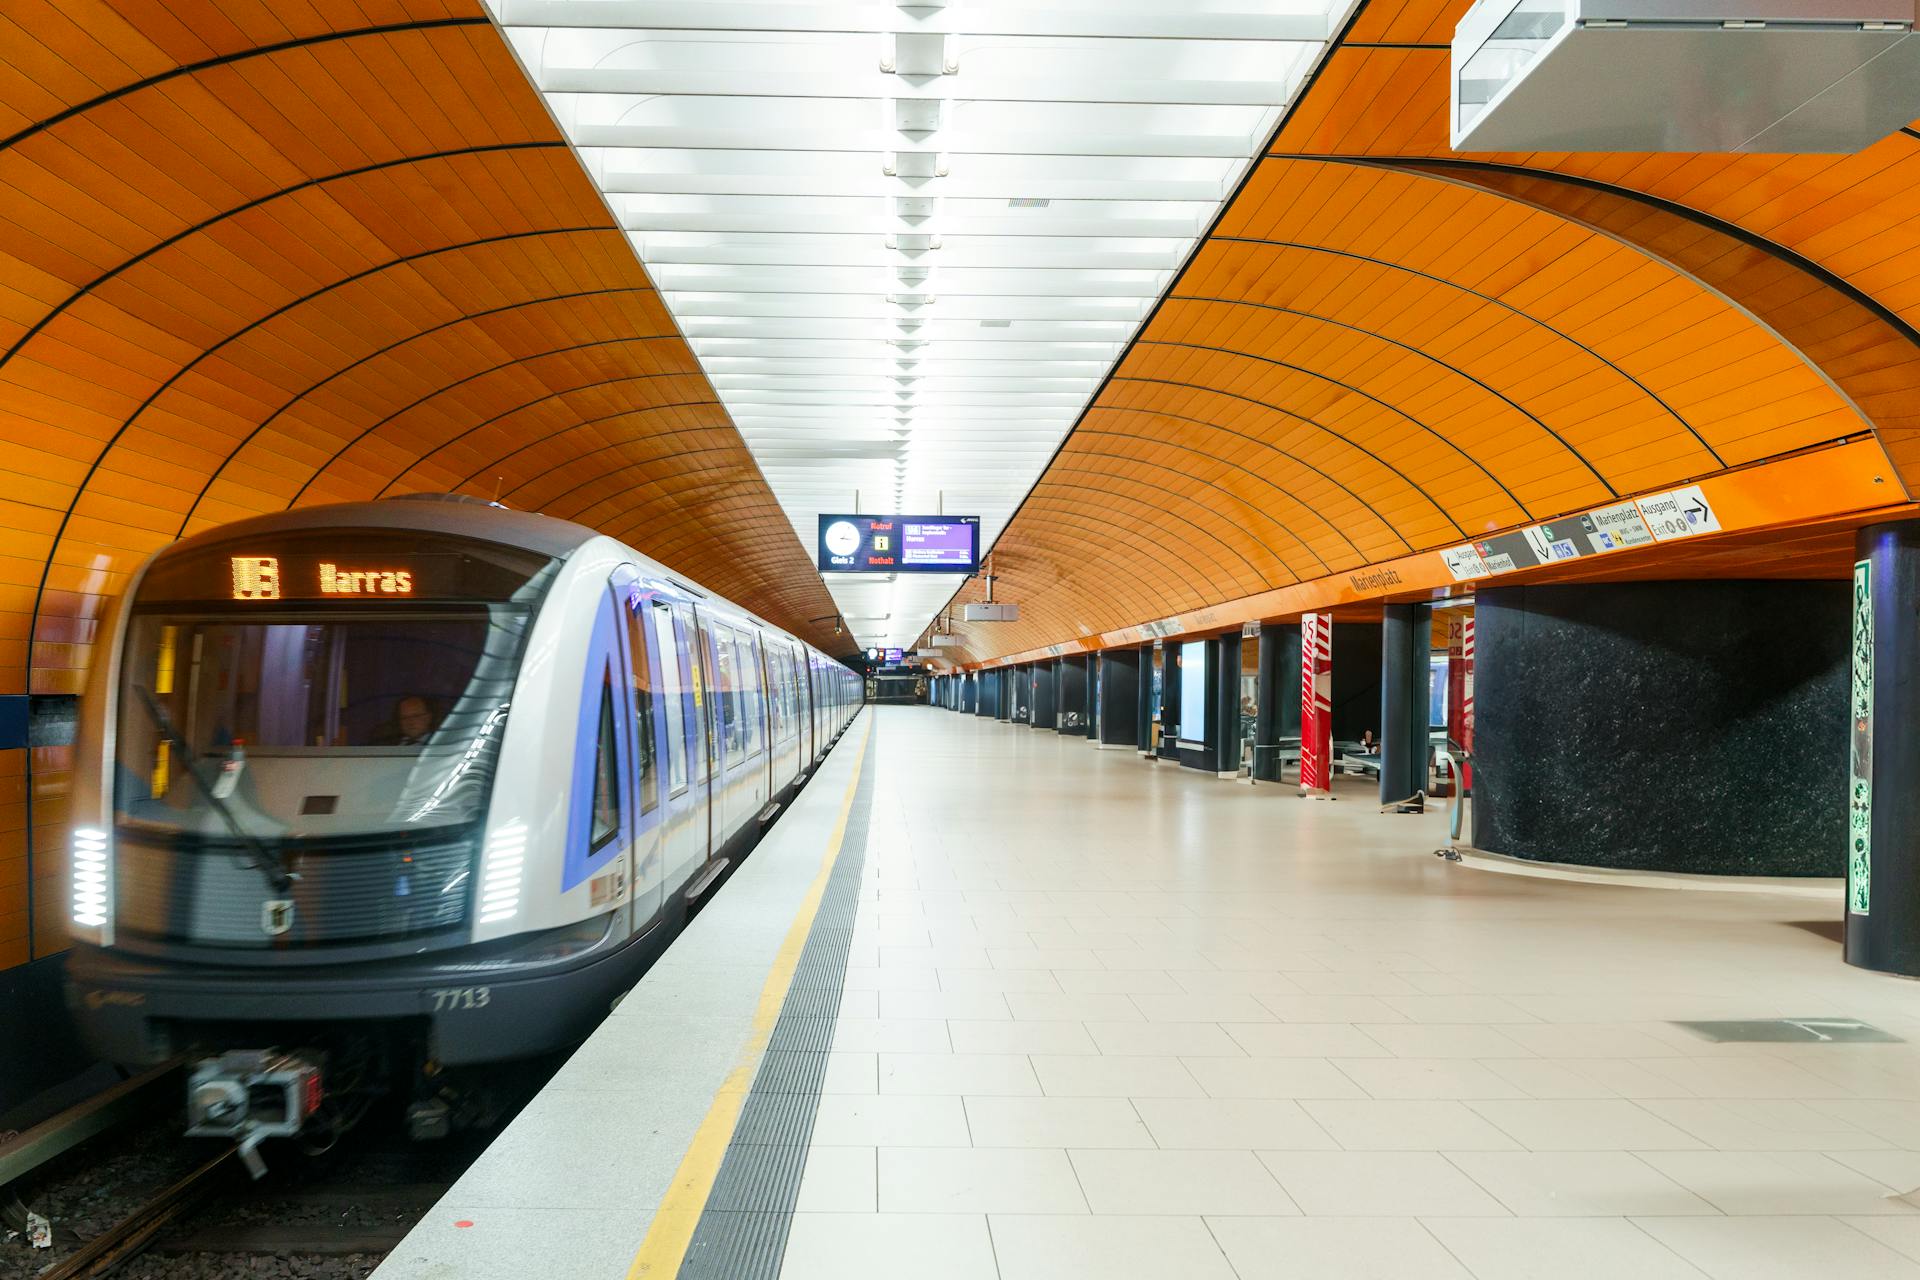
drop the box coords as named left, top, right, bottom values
left=778, top=707, right=1920, bottom=1280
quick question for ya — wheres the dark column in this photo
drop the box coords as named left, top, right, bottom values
left=1032, top=661, right=1057, bottom=729
left=1849, top=523, right=1920, bottom=976
left=1099, top=649, right=1140, bottom=749
left=1211, top=633, right=1242, bottom=776
left=1085, top=655, right=1100, bottom=739
left=1136, top=645, right=1156, bottom=753
left=998, top=667, right=1013, bottom=720
left=1380, top=603, right=1433, bottom=803
left=1057, top=657, right=1088, bottom=735
left=1474, top=581, right=1845, bottom=881
left=1331, top=622, right=1383, bottom=744
left=1253, top=625, right=1300, bottom=781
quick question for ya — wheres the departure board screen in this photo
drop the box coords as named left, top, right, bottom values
left=818, top=515, right=980, bottom=574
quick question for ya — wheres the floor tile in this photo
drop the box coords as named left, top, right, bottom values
left=1302, top=1099, right=1523, bottom=1151
left=1636, top=1216, right=1920, bottom=1279
left=1085, top=1020, right=1247, bottom=1057
left=1130, top=993, right=1276, bottom=1023
left=1360, top=1024, right=1534, bottom=1059
left=990, top=947, right=1105, bottom=969
left=1640, top=1098, right=1894, bottom=1151
left=1260, top=1150, right=1510, bottom=1216
left=794, top=1146, right=876, bottom=1212
left=1225, top=1023, right=1391, bottom=1058
left=1255, top=994, right=1409, bottom=1023
left=937, top=968, right=1066, bottom=994
left=878, top=989, right=1011, bottom=1021
left=822, top=1051, right=878, bottom=1093
left=1333, top=1058, right=1531, bottom=1100
left=880, top=1146, right=1089, bottom=1213
left=1385, top=994, right=1540, bottom=1024
left=782, top=1212, right=999, bottom=1280
left=964, top=1096, right=1157, bottom=1148
left=1182, top=1056, right=1369, bottom=1100
left=1208, top=1217, right=1473, bottom=1278
left=879, top=1052, right=1042, bottom=1096
left=1636, top=1150, right=1920, bottom=1216
left=831, top=1017, right=954, bottom=1054
left=948, top=1019, right=1099, bottom=1055
left=844, top=965, right=942, bottom=993
left=808, top=1094, right=972, bottom=1146
left=1169, top=969, right=1308, bottom=996
left=1005, top=991, right=1145, bottom=1021
left=1030, top=1054, right=1204, bottom=1098
left=1055, top=969, right=1185, bottom=995
left=1446, top=1151, right=1718, bottom=1216
left=989, top=1214, right=1239, bottom=1280
left=1844, top=1217, right=1920, bottom=1265
left=1466, top=1099, right=1708, bottom=1150
left=1130, top=1097, right=1336, bottom=1150
left=1422, top=1218, right=1708, bottom=1279
left=1069, top=1148, right=1296, bottom=1215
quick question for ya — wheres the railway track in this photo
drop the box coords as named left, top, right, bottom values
left=39, top=1150, right=239, bottom=1280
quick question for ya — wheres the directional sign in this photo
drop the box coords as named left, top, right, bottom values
left=1439, top=545, right=1492, bottom=581
left=1637, top=485, right=1720, bottom=541
left=1583, top=500, right=1655, bottom=553
left=1472, top=531, right=1542, bottom=573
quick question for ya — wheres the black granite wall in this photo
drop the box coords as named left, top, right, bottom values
left=1475, top=581, right=1847, bottom=876
left=1332, top=623, right=1382, bottom=742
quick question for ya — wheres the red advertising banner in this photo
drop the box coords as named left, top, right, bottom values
left=1299, top=612, right=1333, bottom=793
left=1446, top=614, right=1474, bottom=791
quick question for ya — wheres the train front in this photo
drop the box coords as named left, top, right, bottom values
left=64, top=515, right=576, bottom=1154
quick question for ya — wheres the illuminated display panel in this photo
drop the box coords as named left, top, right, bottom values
left=139, top=532, right=555, bottom=605
left=817, top=515, right=980, bottom=574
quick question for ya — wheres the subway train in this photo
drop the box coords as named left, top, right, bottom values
left=64, top=495, right=859, bottom=1149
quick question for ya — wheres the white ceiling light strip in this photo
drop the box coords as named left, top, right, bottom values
left=492, top=0, right=1347, bottom=651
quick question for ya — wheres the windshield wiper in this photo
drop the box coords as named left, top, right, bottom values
left=133, top=685, right=295, bottom=894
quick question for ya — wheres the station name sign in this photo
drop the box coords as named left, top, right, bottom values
left=817, top=514, right=980, bottom=574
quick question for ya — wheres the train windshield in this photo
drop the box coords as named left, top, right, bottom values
left=114, top=533, right=555, bottom=841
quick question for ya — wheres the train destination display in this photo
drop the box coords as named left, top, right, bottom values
left=817, top=514, right=980, bottom=573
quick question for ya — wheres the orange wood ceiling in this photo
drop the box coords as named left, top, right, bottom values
left=0, top=1, right=842, bottom=963
left=930, top=0, right=1920, bottom=669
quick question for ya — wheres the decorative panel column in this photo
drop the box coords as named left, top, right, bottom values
left=1299, top=613, right=1333, bottom=795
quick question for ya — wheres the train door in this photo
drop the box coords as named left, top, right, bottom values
left=616, top=579, right=667, bottom=927
left=685, top=603, right=720, bottom=875
left=566, top=586, right=634, bottom=923
left=756, top=632, right=776, bottom=800
left=646, top=599, right=701, bottom=895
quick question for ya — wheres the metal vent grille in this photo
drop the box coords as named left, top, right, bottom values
left=115, top=833, right=474, bottom=947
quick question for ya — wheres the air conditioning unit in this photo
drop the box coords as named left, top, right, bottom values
left=1452, top=2, right=1920, bottom=153
left=963, top=603, right=1019, bottom=622
left=927, top=634, right=962, bottom=648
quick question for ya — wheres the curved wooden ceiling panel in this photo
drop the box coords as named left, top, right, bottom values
left=0, top=1, right=843, bottom=715
left=932, top=0, right=1917, bottom=668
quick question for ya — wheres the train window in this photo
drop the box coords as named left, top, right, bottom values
left=782, top=651, right=799, bottom=741
left=623, top=603, right=658, bottom=815
left=651, top=604, right=688, bottom=795
left=590, top=676, right=621, bottom=849
left=765, top=644, right=783, bottom=747
left=740, top=632, right=764, bottom=755
left=714, top=626, right=744, bottom=766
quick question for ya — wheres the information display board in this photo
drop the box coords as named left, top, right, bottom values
left=818, top=514, right=980, bottom=573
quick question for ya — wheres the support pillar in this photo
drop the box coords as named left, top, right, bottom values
left=1057, top=657, right=1087, bottom=735
left=1253, top=625, right=1300, bottom=782
left=1380, top=602, right=1433, bottom=804
left=1032, top=661, right=1057, bottom=729
left=1299, top=614, right=1333, bottom=794
left=1849, top=522, right=1920, bottom=976
left=1136, top=646, right=1156, bottom=754
left=1100, top=649, right=1140, bottom=749
left=1157, top=642, right=1184, bottom=761
left=1211, top=633, right=1242, bottom=777
left=1085, top=655, right=1099, bottom=740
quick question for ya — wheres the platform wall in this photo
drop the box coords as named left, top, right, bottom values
left=1474, top=580, right=1847, bottom=876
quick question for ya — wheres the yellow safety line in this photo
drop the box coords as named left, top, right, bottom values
left=626, top=713, right=872, bottom=1280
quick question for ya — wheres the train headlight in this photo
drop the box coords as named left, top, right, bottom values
left=476, top=820, right=528, bottom=927
left=71, top=827, right=111, bottom=935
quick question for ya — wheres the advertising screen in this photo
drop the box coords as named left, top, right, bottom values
left=1179, top=640, right=1208, bottom=744
left=818, top=514, right=980, bottom=574
left=884, top=647, right=904, bottom=665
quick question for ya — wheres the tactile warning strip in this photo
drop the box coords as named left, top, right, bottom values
left=676, top=731, right=878, bottom=1278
